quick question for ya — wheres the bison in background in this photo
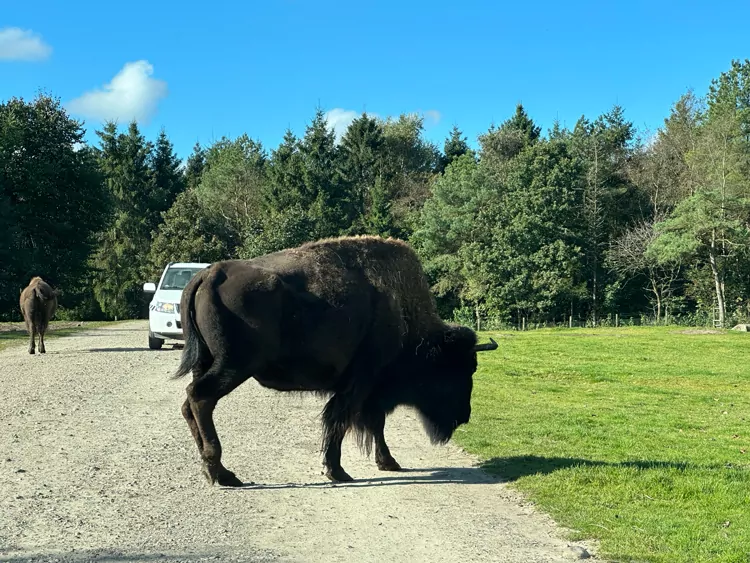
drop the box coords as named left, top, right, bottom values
left=20, top=276, right=58, bottom=355
left=175, top=235, right=498, bottom=486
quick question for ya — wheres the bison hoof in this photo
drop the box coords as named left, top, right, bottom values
left=202, top=463, right=244, bottom=487
left=217, top=470, right=244, bottom=487
left=325, top=466, right=354, bottom=482
left=377, top=457, right=402, bottom=471
left=28, top=349, right=35, bottom=355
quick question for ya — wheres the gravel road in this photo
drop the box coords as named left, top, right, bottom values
left=1, top=322, right=596, bottom=562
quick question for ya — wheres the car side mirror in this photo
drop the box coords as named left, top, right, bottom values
left=143, top=282, right=157, bottom=293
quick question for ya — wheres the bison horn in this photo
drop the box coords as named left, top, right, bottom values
left=474, top=337, right=498, bottom=352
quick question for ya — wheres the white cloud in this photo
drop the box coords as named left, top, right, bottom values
left=323, top=107, right=440, bottom=141
left=423, top=109, right=441, bottom=126
left=324, top=108, right=359, bottom=141
left=0, top=27, right=52, bottom=61
left=66, top=60, right=167, bottom=124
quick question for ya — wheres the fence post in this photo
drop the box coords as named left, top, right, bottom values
left=522, top=317, right=526, bottom=331
left=615, top=313, right=619, bottom=327
left=569, top=316, right=573, bottom=329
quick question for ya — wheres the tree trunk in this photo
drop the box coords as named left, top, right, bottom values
left=709, top=235, right=726, bottom=327
left=592, top=267, right=597, bottom=327
left=650, top=278, right=662, bottom=324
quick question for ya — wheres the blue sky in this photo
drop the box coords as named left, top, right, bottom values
left=2, top=0, right=748, bottom=160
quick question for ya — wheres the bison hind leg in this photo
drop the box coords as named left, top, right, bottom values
left=38, top=327, right=47, bottom=354
left=27, top=322, right=36, bottom=355
left=185, top=360, right=252, bottom=487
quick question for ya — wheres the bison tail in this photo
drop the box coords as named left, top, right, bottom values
left=28, top=289, right=46, bottom=327
left=173, top=273, right=208, bottom=379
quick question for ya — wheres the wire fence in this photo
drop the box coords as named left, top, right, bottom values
left=450, top=311, right=747, bottom=332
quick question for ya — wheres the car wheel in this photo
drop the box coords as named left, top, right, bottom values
left=148, top=332, right=164, bottom=350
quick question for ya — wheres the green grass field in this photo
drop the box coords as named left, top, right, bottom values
left=455, top=326, right=750, bottom=563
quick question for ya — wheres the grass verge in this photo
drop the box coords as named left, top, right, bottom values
left=455, top=326, right=750, bottom=563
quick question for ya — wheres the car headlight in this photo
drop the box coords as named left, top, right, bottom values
left=152, top=302, right=176, bottom=314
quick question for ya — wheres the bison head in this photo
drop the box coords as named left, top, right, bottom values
left=406, top=324, right=497, bottom=445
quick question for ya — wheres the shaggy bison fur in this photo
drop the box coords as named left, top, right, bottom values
left=174, top=235, right=497, bottom=486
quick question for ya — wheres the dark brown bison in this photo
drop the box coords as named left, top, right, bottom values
left=19, top=276, right=58, bottom=355
left=175, top=235, right=497, bottom=486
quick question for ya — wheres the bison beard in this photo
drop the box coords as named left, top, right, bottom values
left=174, top=235, right=497, bottom=486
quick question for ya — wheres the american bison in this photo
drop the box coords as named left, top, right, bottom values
left=19, top=276, right=58, bottom=355
left=175, top=235, right=497, bottom=486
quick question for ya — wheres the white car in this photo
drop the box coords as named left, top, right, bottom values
left=143, top=262, right=210, bottom=350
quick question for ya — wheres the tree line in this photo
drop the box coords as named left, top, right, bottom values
left=2, top=59, right=750, bottom=328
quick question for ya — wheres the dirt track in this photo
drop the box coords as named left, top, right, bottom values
left=0, top=322, right=595, bottom=562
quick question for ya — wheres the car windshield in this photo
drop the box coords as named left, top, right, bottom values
left=159, top=267, right=203, bottom=290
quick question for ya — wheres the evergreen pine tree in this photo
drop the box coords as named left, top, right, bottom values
left=91, top=120, right=154, bottom=320
left=266, top=129, right=306, bottom=210
left=479, top=103, right=541, bottom=164
left=339, top=112, right=386, bottom=231
left=439, top=125, right=475, bottom=172
left=362, top=174, right=394, bottom=237
left=184, top=142, right=207, bottom=190
left=300, top=108, right=347, bottom=237
left=148, top=128, right=184, bottom=236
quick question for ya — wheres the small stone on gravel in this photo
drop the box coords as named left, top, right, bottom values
left=566, top=545, right=591, bottom=559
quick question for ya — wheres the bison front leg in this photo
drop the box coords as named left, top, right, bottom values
left=366, top=409, right=401, bottom=472
left=321, top=393, right=354, bottom=482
